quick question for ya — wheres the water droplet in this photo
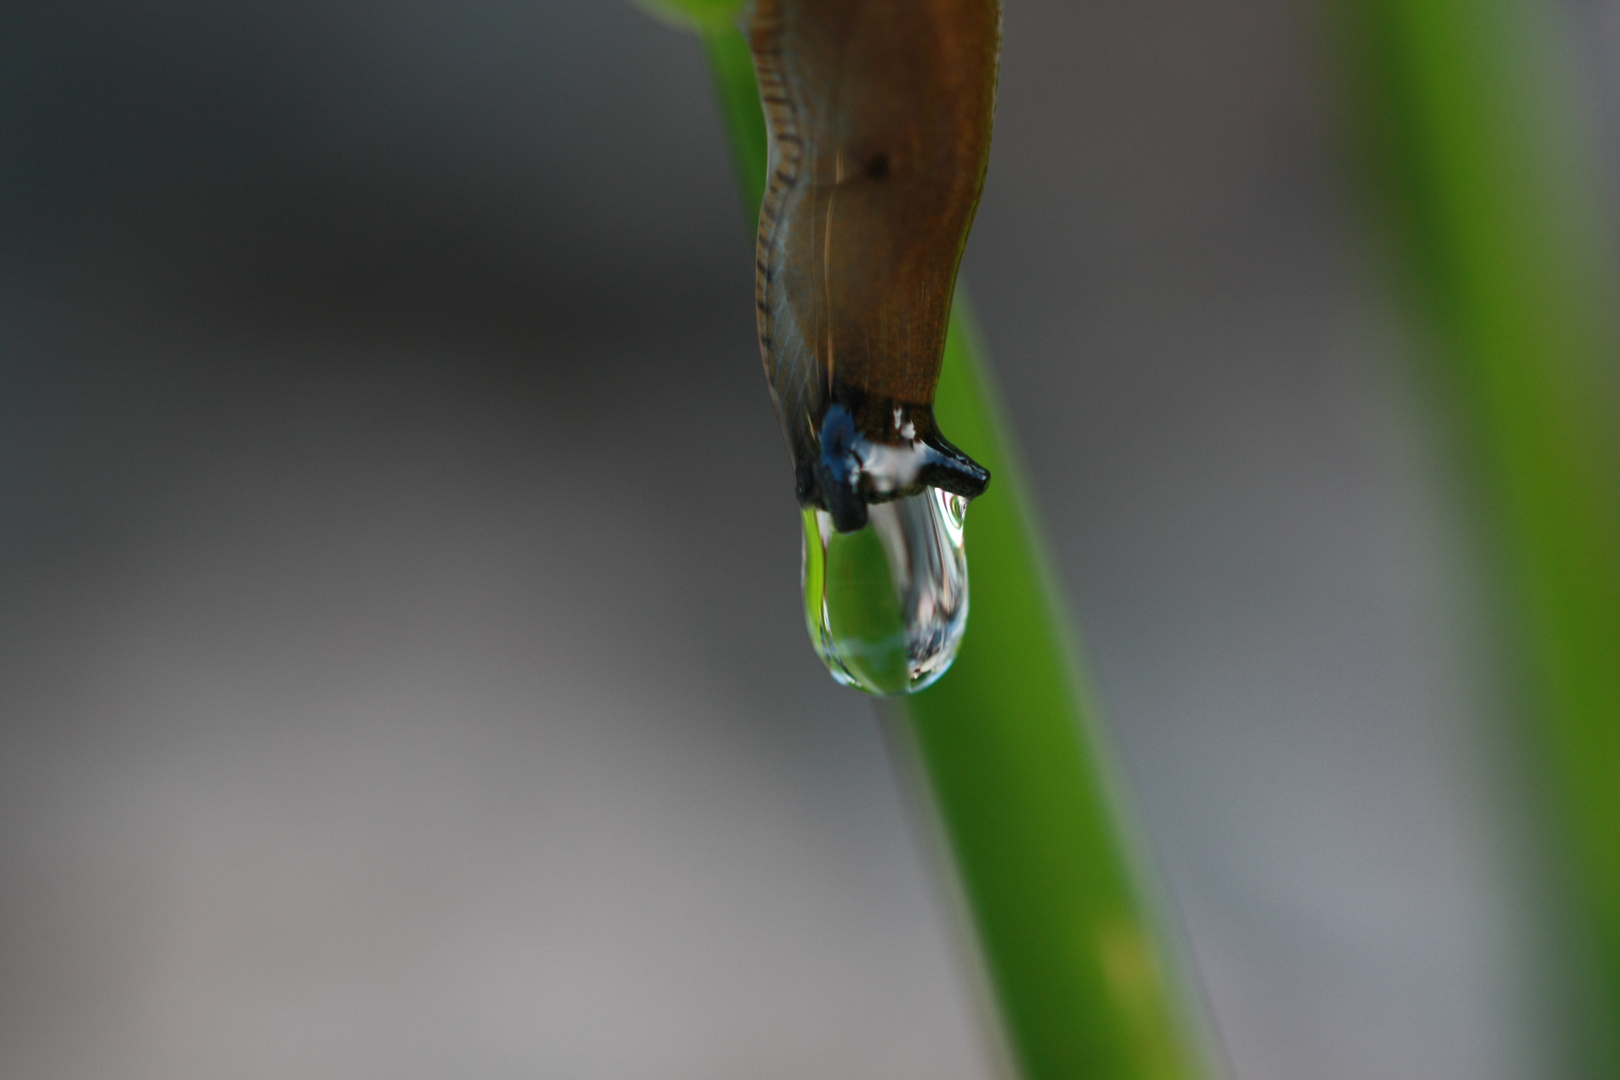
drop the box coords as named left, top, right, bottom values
left=801, top=487, right=969, bottom=695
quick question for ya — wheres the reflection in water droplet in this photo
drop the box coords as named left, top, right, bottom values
left=801, top=487, right=969, bottom=695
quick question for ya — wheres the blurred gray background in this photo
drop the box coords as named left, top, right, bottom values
left=2, top=2, right=1615, bottom=1078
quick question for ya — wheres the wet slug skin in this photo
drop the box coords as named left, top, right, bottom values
left=746, top=0, right=999, bottom=533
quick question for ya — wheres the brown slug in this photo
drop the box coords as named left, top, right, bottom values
left=745, top=0, right=1000, bottom=533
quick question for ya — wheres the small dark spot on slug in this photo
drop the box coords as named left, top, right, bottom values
left=864, top=153, right=890, bottom=181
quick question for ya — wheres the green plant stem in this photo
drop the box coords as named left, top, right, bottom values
left=702, top=25, right=1216, bottom=1080
left=912, top=309, right=1214, bottom=1080
left=1340, top=0, right=1620, bottom=1072
left=702, top=29, right=768, bottom=220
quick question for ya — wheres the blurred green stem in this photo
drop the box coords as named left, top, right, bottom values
left=1341, top=0, right=1620, bottom=1072
left=702, top=25, right=1216, bottom=1080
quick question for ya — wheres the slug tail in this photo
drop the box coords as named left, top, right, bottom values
left=747, top=0, right=999, bottom=533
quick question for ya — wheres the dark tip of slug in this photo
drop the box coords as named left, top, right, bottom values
left=795, top=404, right=991, bottom=534
left=864, top=152, right=890, bottom=181
left=918, top=432, right=991, bottom=500
left=819, top=475, right=870, bottom=533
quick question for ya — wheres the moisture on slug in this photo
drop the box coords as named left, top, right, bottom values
left=802, top=487, right=969, bottom=696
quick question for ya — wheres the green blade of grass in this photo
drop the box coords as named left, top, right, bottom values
left=700, top=24, right=1217, bottom=1080
left=910, top=306, right=1215, bottom=1080
left=1339, top=0, right=1620, bottom=1072
left=701, top=27, right=767, bottom=220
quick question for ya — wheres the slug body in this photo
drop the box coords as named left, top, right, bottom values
left=747, top=0, right=999, bottom=533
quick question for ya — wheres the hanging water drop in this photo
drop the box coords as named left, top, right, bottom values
left=801, top=487, right=970, bottom=695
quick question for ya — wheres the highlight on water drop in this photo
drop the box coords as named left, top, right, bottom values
left=801, top=486, right=970, bottom=695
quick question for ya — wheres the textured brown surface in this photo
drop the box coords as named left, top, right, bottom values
left=749, top=0, right=1000, bottom=448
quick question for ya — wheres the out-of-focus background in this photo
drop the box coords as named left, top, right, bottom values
left=2, top=3, right=1616, bottom=1078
